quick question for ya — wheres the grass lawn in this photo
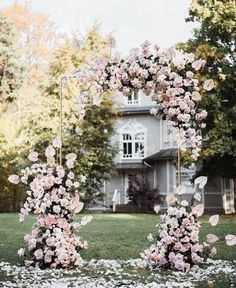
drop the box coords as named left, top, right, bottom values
left=0, top=213, right=235, bottom=287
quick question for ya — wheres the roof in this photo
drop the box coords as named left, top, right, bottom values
left=145, top=148, right=177, bottom=161
left=115, top=163, right=150, bottom=170
left=116, top=105, right=158, bottom=115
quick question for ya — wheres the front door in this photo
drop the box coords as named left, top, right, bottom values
left=124, top=171, right=141, bottom=204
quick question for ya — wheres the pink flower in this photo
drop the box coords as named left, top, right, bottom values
left=34, top=249, right=43, bottom=260
left=45, top=215, right=56, bottom=227
left=58, top=218, right=70, bottom=230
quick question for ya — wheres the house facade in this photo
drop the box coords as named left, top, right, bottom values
left=103, top=92, right=235, bottom=214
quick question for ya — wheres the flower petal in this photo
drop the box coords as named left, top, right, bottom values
left=203, top=79, right=214, bottom=91
left=192, top=204, right=204, bottom=217
left=8, top=174, right=20, bottom=184
left=81, top=215, right=93, bottom=226
left=194, top=176, right=208, bottom=189
left=209, top=215, right=219, bottom=226
left=225, top=234, right=236, bottom=246
left=52, top=137, right=62, bottom=148
left=206, top=234, right=219, bottom=243
left=176, top=184, right=186, bottom=195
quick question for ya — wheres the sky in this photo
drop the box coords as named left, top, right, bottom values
left=0, top=0, right=197, bottom=54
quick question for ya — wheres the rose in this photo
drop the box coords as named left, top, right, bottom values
left=34, top=249, right=43, bottom=260
left=166, top=194, right=177, bottom=205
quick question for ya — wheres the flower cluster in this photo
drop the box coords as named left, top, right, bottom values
left=74, top=41, right=214, bottom=159
left=8, top=138, right=92, bottom=269
left=138, top=177, right=236, bottom=271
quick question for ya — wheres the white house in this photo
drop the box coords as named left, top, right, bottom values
left=103, top=92, right=234, bottom=214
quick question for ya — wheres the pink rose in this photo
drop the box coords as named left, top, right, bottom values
left=34, top=249, right=43, bottom=260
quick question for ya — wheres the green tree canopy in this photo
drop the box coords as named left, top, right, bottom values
left=178, top=0, right=236, bottom=178
left=0, top=13, right=24, bottom=104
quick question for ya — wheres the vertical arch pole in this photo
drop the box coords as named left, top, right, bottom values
left=59, top=76, right=65, bottom=166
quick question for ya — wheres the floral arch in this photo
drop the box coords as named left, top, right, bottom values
left=74, top=40, right=213, bottom=160
left=8, top=40, right=235, bottom=272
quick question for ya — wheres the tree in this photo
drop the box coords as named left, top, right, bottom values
left=178, top=0, right=236, bottom=178
left=26, top=26, right=117, bottom=204
left=127, top=176, right=162, bottom=212
left=0, top=13, right=23, bottom=104
left=2, top=2, right=58, bottom=84
left=0, top=14, right=25, bottom=211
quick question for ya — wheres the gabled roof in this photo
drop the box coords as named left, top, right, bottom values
left=145, top=148, right=177, bottom=162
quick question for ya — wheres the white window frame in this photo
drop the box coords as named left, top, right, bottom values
left=118, top=119, right=147, bottom=160
left=126, top=91, right=140, bottom=105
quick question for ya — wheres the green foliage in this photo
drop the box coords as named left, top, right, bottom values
left=127, top=176, right=162, bottom=212
left=63, top=96, right=117, bottom=203
left=0, top=15, right=25, bottom=211
left=178, top=0, right=236, bottom=177
left=29, top=26, right=117, bottom=203
left=0, top=13, right=24, bottom=104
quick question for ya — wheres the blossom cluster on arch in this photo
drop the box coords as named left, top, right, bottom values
left=75, top=41, right=214, bottom=159
left=8, top=139, right=93, bottom=269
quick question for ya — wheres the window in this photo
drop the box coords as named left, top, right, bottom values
left=123, top=134, right=133, bottom=158
left=127, top=91, right=140, bottom=105
left=118, top=119, right=147, bottom=159
left=122, top=132, right=145, bottom=159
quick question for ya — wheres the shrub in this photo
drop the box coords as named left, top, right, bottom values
left=127, top=176, right=162, bottom=212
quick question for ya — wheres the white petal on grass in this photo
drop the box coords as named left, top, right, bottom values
left=209, top=215, right=219, bottom=226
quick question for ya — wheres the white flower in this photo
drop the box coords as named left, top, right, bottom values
left=154, top=205, right=160, bottom=214
left=147, top=233, right=153, bottom=242
left=53, top=205, right=61, bottom=214
left=180, top=200, right=188, bottom=207
left=80, top=175, right=86, bottom=183
left=74, top=181, right=80, bottom=188
left=17, top=248, right=25, bottom=257
left=66, top=153, right=77, bottom=162
left=68, top=172, right=75, bottom=179
left=166, top=194, right=177, bottom=205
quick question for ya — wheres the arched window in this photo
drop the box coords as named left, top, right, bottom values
left=119, top=119, right=147, bottom=159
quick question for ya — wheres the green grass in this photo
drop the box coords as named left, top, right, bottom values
left=0, top=213, right=235, bottom=264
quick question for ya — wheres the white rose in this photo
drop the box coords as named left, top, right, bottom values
left=53, top=205, right=61, bottom=214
